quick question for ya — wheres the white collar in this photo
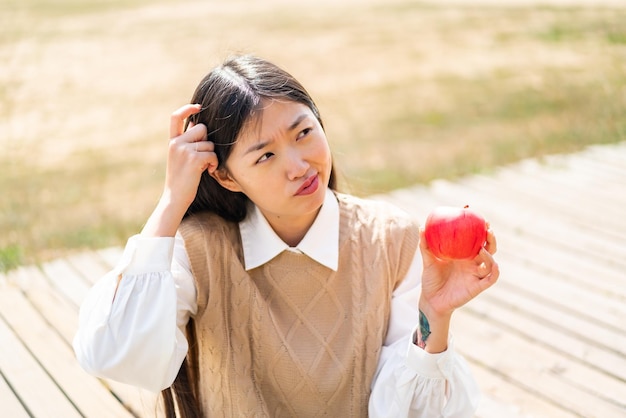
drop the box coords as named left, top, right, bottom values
left=239, top=189, right=339, bottom=271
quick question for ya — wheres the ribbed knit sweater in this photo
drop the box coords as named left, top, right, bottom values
left=179, top=193, right=420, bottom=417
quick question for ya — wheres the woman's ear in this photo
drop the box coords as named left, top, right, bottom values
left=209, top=168, right=242, bottom=192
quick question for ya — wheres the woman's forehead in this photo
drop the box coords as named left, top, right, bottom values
left=235, top=99, right=312, bottom=146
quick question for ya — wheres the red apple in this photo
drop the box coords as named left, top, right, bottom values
left=424, top=206, right=487, bottom=260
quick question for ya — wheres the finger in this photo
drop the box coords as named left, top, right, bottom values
left=185, top=118, right=197, bottom=133
left=475, top=249, right=500, bottom=290
left=474, top=247, right=494, bottom=274
left=484, top=228, right=497, bottom=255
left=418, top=227, right=438, bottom=265
left=204, top=154, right=219, bottom=174
left=473, top=266, right=499, bottom=295
left=190, top=146, right=219, bottom=173
left=194, top=139, right=215, bottom=153
left=190, top=139, right=218, bottom=172
left=170, top=104, right=202, bottom=139
left=478, top=258, right=499, bottom=291
left=179, top=123, right=208, bottom=146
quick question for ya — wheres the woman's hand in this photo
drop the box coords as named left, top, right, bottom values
left=420, top=227, right=499, bottom=316
left=141, top=104, right=219, bottom=237
left=163, top=104, right=218, bottom=209
left=416, top=227, right=499, bottom=352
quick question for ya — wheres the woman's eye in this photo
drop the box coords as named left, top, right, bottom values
left=257, top=152, right=274, bottom=164
left=297, top=127, right=312, bottom=139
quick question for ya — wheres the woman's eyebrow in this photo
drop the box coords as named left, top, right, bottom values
left=287, top=113, right=309, bottom=131
left=243, top=113, right=311, bottom=156
left=243, top=141, right=270, bottom=156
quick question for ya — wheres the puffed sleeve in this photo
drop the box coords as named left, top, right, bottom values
left=369, top=248, right=480, bottom=418
left=73, top=234, right=197, bottom=392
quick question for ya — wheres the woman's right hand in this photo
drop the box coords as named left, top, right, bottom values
left=164, top=104, right=218, bottom=209
left=141, top=104, right=219, bottom=237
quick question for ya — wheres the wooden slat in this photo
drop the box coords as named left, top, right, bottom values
left=497, top=229, right=626, bottom=301
left=39, top=258, right=92, bottom=309
left=0, top=370, right=30, bottom=418
left=475, top=274, right=626, bottom=360
left=10, top=265, right=159, bottom=417
left=497, top=259, right=624, bottom=331
left=0, top=308, right=82, bottom=417
left=454, top=308, right=626, bottom=417
left=64, top=250, right=113, bottom=285
left=470, top=364, right=575, bottom=418
left=12, top=265, right=81, bottom=345
left=465, top=286, right=626, bottom=386
left=0, top=275, right=135, bottom=417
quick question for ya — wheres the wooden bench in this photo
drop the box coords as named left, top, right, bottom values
left=1, top=142, right=625, bottom=417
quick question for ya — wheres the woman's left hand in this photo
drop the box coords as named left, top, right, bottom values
left=419, top=227, right=499, bottom=318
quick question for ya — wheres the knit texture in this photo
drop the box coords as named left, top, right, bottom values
left=179, top=193, right=420, bottom=417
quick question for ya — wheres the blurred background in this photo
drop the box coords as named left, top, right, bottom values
left=1, top=0, right=625, bottom=270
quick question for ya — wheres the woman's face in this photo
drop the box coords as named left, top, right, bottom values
left=214, top=99, right=332, bottom=239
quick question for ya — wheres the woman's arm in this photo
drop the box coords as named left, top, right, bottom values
left=74, top=104, right=219, bottom=392
left=73, top=235, right=196, bottom=393
left=369, top=229, right=499, bottom=417
left=143, top=103, right=217, bottom=238
left=417, top=228, right=499, bottom=353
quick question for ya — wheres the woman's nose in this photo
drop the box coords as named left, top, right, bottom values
left=285, top=149, right=309, bottom=180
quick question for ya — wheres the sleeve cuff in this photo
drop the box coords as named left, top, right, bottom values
left=116, top=235, right=175, bottom=275
left=405, top=326, right=455, bottom=379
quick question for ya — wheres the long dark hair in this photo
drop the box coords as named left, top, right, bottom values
left=182, top=54, right=337, bottom=222
left=162, top=55, right=337, bottom=417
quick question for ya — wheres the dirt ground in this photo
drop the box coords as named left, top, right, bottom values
left=1, top=0, right=624, bottom=265
left=2, top=0, right=622, bottom=165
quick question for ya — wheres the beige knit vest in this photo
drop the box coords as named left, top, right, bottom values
left=179, top=193, right=419, bottom=417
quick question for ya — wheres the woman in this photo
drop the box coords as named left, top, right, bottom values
left=74, top=55, right=499, bottom=417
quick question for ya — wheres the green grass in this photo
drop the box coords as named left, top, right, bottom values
left=332, top=66, right=626, bottom=194
left=0, top=244, right=23, bottom=272
left=2, top=0, right=626, bottom=271
left=535, top=10, right=626, bottom=44
left=0, top=151, right=151, bottom=265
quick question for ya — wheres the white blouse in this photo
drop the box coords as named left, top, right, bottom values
left=73, top=191, right=479, bottom=417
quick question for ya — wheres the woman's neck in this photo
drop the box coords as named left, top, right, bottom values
left=264, top=209, right=320, bottom=247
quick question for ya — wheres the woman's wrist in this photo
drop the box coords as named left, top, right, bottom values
left=141, top=194, right=188, bottom=237
left=416, top=298, right=452, bottom=353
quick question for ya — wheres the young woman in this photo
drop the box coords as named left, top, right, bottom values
left=74, top=55, right=499, bottom=418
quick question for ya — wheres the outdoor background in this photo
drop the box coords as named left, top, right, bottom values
left=1, top=0, right=625, bottom=270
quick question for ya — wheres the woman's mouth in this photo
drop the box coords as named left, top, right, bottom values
left=295, top=174, right=319, bottom=196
